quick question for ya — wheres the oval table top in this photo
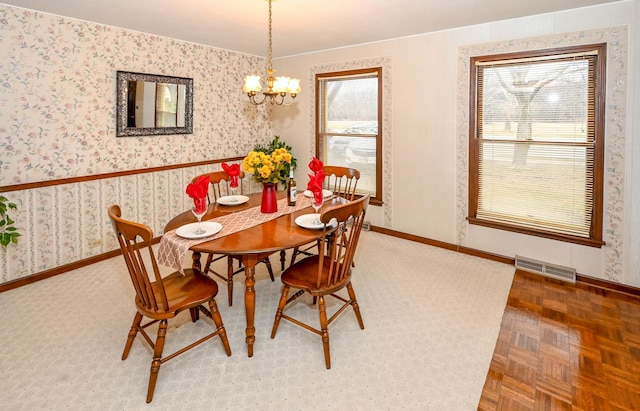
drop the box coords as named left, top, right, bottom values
left=164, top=191, right=347, bottom=256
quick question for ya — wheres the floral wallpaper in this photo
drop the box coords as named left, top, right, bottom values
left=0, top=5, right=271, bottom=185
left=0, top=5, right=274, bottom=283
left=455, top=26, right=629, bottom=282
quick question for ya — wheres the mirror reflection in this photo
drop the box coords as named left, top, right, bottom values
left=116, top=71, right=193, bottom=137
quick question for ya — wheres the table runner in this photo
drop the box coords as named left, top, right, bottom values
left=157, top=195, right=315, bottom=272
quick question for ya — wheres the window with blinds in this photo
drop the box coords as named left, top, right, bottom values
left=468, top=44, right=606, bottom=247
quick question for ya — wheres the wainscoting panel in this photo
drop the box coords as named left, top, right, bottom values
left=0, top=165, right=255, bottom=284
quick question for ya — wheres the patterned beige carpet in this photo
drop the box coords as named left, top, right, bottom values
left=0, top=231, right=514, bottom=410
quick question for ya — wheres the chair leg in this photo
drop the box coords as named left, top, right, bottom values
left=280, top=250, right=286, bottom=271
left=290, top=240, right=322, bottom=268
left=226, top=257, right=234, bottom=306
left=347, top=283, right=365, bottom=329
left=146, top=319, right=167, bottom=403
left=289, top=247, right=299, bottom=267
left=208, top=299, right=232, bottom=356
left=318, top=296, right=331, bottom=369
left=203, top=253, right=214, bottom=274
left=271, top=285, right=290, bottom=338
left=263, top=257, right=275, bottom=281
left=189, top=307, right=200, bottom=322
left=122, top=312, right=143, bottom=360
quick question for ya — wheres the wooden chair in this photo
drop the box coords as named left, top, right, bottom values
left=323, top=165, right=361, bottom=201
left=287, top=165, right=361, bottom=269
left=192, top=171, right=275, bottom=306
left=271, top=195, right=369, bottom=369
left=192, top=170, right=245, bottom=205
left=108, top=205, right=232, bottom=403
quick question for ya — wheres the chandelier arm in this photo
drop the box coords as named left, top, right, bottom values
left=272, top=94, right=284, bottom=105
left=272, top=94, right=297, bottom=106
left=249, top=93, right=269, bottom=105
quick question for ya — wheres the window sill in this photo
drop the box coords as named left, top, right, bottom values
left=467, top=217, right=605, bottom=248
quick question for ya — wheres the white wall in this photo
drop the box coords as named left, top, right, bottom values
left=271, top=1, right=638, bottom=285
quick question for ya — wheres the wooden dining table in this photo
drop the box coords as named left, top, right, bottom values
left=163, top=191, right=346, bottom=357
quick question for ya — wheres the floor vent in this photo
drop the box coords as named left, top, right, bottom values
left=515, top=255, right=576, bottom=283
left=362, top=221, right=371, bottom=231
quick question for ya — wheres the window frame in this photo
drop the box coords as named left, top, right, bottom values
left=468, top=43, right=606, bottom=247
left=315, top=68, right=383, bottom=205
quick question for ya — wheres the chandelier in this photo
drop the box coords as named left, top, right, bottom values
left=243, top=0, right=300, bottom=105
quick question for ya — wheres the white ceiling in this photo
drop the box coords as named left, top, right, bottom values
left=0, top=0, right=626, bottom=58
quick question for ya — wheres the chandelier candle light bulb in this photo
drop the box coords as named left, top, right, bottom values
left=243, top=76, right=262, bottom=93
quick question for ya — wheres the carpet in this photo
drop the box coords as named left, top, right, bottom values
left=0, top=231, right=514, bottom=410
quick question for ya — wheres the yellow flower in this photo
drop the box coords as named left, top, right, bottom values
left=242, top=146, right=294, bottom=184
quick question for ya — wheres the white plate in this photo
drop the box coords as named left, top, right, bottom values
left=216, top=195, right=249, bottom=206
left=175, top=221, right=223, bottom=239
left=295, top=214, right=338, bottom=230
left=303, top=189, right=333, bottom=198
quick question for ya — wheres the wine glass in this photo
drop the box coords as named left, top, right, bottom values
left=311, top=190, right=324, bottom=225
left=191, top=196, right=209, bottom=235
left=228, top=176, right=239, bottom=202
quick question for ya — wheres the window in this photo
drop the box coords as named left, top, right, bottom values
left=316, top=68, right=382, bottom=203
left=468, top=44, right=606, bottom=247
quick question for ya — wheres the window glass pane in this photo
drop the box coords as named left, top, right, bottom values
left=322, top=135, right=377, bottom=195
left=319, top=73, right=379, bottom=198
left=481, top=59, right=590, bottom=144
left=478, top=140, right=591, bottom=236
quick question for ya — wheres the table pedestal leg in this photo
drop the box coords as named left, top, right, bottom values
left=242, top=254, right=259, bottom=357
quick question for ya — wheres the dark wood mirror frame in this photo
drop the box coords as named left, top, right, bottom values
left=116, top=71, right=194, bottom=137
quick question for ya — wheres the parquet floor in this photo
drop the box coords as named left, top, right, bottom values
left=479, top=270, right=640, bottom=410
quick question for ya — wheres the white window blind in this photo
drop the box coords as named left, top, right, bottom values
left=474, top=50, right=598, bottom=238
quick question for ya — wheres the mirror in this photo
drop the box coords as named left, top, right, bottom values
left=116, top=71, right=193, bottom=137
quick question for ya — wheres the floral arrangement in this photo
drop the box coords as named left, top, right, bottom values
left=243, top=136, right=296, bottom=184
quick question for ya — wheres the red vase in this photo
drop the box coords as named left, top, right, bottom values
left=261, top=183, right=278, bottom=213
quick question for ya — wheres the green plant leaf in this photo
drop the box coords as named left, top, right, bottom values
left=0, top=195, right=20, bottom=246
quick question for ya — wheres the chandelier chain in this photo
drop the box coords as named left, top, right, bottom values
left=268, top=0, right=273, bottom=72
left=242, top=0, right=300, bottom=105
